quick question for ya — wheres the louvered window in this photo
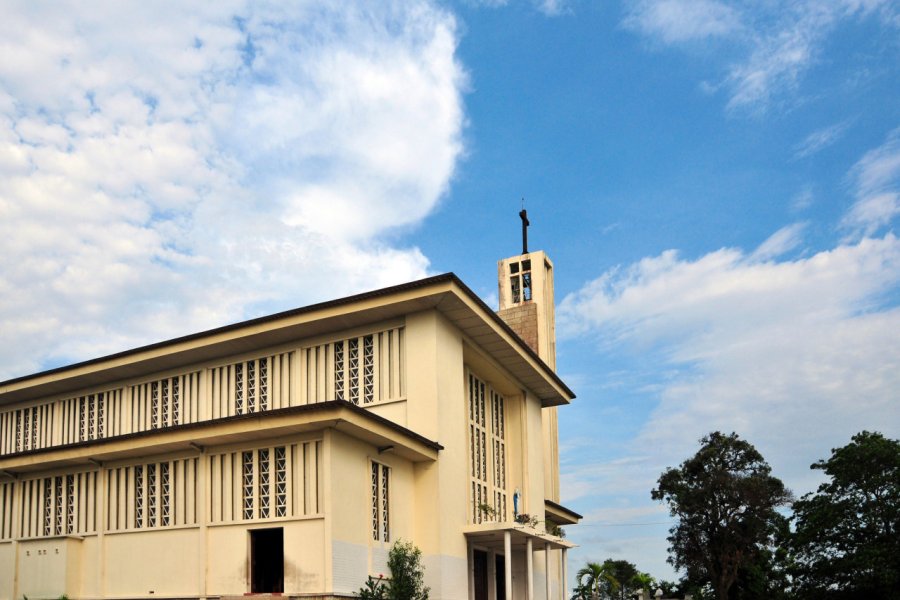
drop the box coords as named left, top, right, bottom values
left=371, top=462, right=390, bottom=542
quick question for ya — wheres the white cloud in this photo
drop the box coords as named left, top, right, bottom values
left=843, top=127, right=900, bottom=236
left=623, top=0, right=742, bottom=44
left=559, top=230, right=900, bottom=493
left=0, top=1, right=466, bottom=379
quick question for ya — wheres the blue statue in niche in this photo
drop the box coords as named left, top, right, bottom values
left=513, top=488, right=520, bottom=517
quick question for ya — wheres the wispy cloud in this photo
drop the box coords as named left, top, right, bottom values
left=842, top=127, right=900, bottom=236
left=623, top=0, right=899, bottom=113
left=0, top=1, right=466, bottom=379
left=794, top=119, right=854, bottom=159
left=749, top=222, right=806, bottom=261
left=623, top=0, right=742, bottom=44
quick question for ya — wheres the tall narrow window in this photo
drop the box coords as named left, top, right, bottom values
left=54, top=476, right=64, bottom=535
left=371, top=462, right=390, bottom=542
left=160, top=462, right=171, bottom=527
left=260, top=359, right=269, bottom=411
left=275, top=447, right=287, bottom=517
left=235, top=364, right=245, bottom=415
left=66, top=475, right=75, bottom=534
left=134, top=465, right=144, bottom=528
left=15, top=411, right=22, bottom=452
left=30, top=408, right=38, bottom=450
left=151, top=382, right=160, bottom=429
left=363, top=335, right=375, bottom=404
left=172, top=377, right=180, bottom=426
left=161, top=380, right=169, bottom=426
left=258, top=448, right=270, bottom=519
left=348, top=338, right=360, bottom=405
left=242, top=451, right=254, bottom=519
left=467, top=372, right=507, bottom=523
left=43, top=478, right=53, bottom=536
left=334, top=341, right=345, bottom=401
left=147, top=464, right=157, bottom=526
left=248, top=361, right=256, bottom=413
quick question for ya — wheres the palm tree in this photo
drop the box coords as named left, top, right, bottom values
left=629, top=572, right=656, bottom=599
left=573, top=562, right=620, bottom=600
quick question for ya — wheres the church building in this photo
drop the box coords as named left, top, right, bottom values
left=0, top=242, right=580, bottom=600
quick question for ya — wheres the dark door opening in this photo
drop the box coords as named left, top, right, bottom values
left=250, top=528, right=284, bottom=593
left=473, top=550, right=488, bottom=600
left=494, top=554, right=505, bottom=600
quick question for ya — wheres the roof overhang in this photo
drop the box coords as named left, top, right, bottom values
left=463, top=521, right=576, bottom=551
left=0, top=274, right=574, bottom=408
left=544, top=499, right=583, bottom=525
left=0, top=401, right=441, bottom=476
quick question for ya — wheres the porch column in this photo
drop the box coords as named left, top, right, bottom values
left=562, top=548, right=568, bottom=600
left=545, top=543, right=551, bottom=600
left=504, top=531, right=513, bottom=600
left=526, top=537, right=534, bottom=600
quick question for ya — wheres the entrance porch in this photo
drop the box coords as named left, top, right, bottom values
left=464, top=522, right=575, bottom=600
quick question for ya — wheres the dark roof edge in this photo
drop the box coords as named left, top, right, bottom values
left=447, top=276, right=575, bottom=399
left=0, top=273, right=458, bottom=388
left=0, top=400, right=443, bottom=462
left=2, top=272, right=575, bottom=400
left=545, top=498, right=584, bottom=520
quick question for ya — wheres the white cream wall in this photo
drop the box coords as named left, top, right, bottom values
left=406, top=310, right=470, bottom=600
left=326, top=429, right=415, bottom=595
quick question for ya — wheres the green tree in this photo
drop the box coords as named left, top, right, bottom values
left=651, top=432, right=792, bottom=600
left=356, top=539, right=430, bottom=600
left=790, top=431, right=900, bottom=599
left=573, top=561, right=619, bottom=600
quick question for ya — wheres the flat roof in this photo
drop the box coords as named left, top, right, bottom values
left=0, top=273, right=575, bottom=407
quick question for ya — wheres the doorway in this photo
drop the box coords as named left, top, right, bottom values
left=472, top=549, right=506, bottom=600
left=250, top=528, right=284, bottom=593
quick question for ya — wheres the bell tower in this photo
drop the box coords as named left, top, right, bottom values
left=497, top=209, right=561, bottom=501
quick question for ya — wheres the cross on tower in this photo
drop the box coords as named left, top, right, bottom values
left=519, top=208, right=530, bottom=255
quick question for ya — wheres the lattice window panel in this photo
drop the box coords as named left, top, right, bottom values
left=134, top=465, right=144, bottom=528
left=105, top=459, right=197, bottom=531
left=467, top=372, right=508, bottom=523
left=59, top=391, right=119, bottom=445
left=208, top=442, right=319, bottom=523
left=131, top=373, right=198, bottom=432
left=242, top=451, right=254, bottom=520
left=210, top=354, right=291, bottom=418
left=302, top=328, right=404, bottom=405
left=371, top=462, right=390, bottom=542
left=160, top=462, right=171, bottom=527
left=0, top=403, right=57, bottom=455
left=18, top=472, right=97, bottom=538
left=275, top=447, right=287, bottom=517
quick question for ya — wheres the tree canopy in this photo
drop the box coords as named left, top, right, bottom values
left=790, top=431, right=900, bottom=599
left=651, top=432, right=792, bottom=600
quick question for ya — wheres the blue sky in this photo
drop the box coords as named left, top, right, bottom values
left=1, top=0, right=898, bottom=587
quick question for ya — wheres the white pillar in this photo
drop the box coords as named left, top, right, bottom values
left=527, top=537, right=534, bottom=600
left=545, top=543, right=551, bottom=600
left=505, top=531, right=513, bottom=600
left=562, top=548, right=568, bottom=600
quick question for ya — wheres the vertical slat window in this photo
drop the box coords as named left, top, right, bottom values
left=371, top=462, right=390, bottom=543
left=209, top=442, right=316, bottom=523
left=0, top=482, right=14, bottom=539
left=242, top=451, right=254, bottom=520
left=210, top=355, right=288, bottom=417
left=467, top=372, right=508, bottom=524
